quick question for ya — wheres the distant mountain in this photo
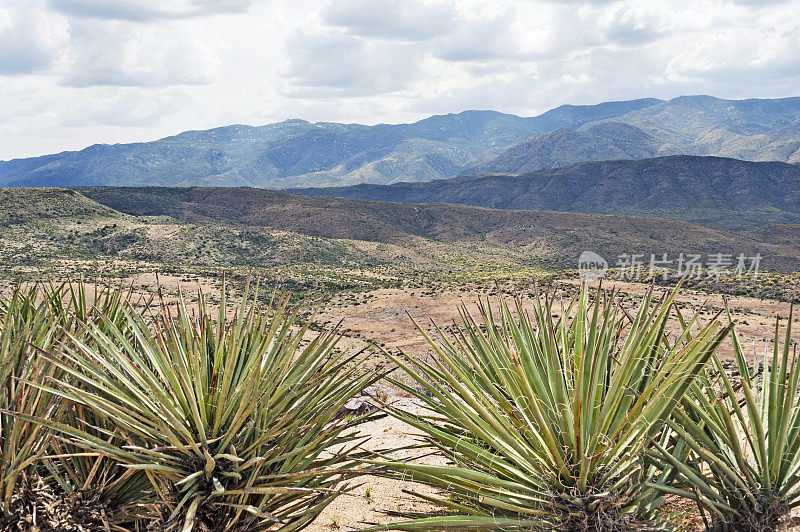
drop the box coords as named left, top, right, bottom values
left=0, top=112, right=542, bottom=188
left=3, top=96, right=800, bottom=188
left=288, top=155, right=800, bottom=230
left=602, top=95, right=800, bottom=157
left=0, top=99, right=662, bottom=189
left=520, top=98, right=664, bottom=131
left=470, top=96, right=800, bottom=175
left=468, top=123, right=670, bottom=174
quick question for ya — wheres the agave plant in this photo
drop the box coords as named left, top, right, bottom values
left=650, top=305, right=798, bottom=531
left=368, top=285, right=731, bottom=531
left=30, top=282, right=381, bottom=531
left=0, top=283, right=62, bottom=518
left=40, top=280, right=156, bottom=529
left=1, top=280, right=154, bottom=530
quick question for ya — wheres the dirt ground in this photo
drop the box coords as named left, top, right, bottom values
left=307, top=398, right=444, bottom=531
left=316, top=280, right=798, bottom=368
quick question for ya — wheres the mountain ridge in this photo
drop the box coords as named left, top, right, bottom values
left=70, top=185, right=800, bottom=272
left=2, top=95, right=799, bottom=188
left=287, top=155, right=800, bottom=230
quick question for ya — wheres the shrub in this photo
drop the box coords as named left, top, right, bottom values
left=0, top=284, right=60, bottom=519
left=368, top=285, right=731, bottom=531
left=650, top=305, right=798, bottom=531
left=25, top=282, right=381, bottom=531
left=1, top=281, right=152, bottom=530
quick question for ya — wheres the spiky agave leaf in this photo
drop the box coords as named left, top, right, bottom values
left=366, top=284, right=731, bottom=531
left=40, top=279, right=156, bottom=527
left=0, top=283, right=62, bottom=517
left=649, top=305, right=798, bottom=531
left=29, top=281, right=381, bottom=531
left=1, top=280, right=156, bottom=528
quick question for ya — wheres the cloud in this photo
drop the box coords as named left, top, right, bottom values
left=0, top=83, right=193, bottom=161
left=664, top=7, right=800, bottom=87
left=4, top=0, right=800, bottom=161
left=604, top=2, right=672, bottom=46
left=61, top=19, right=222, bottom=87
left=280, top=31, right=424, bottom=96
left=48, top=0, right=253, bottom=21
left=0, top=1, right=69, bottom=74
left=728, top=0, right=794, bottom=4
left=58, top=87, right=185, bottom=127
left=323, top=0, right=456, bottom=41
left=537, top=0, right=622, bottom=3
left=432, top=10, right=522, bottom=62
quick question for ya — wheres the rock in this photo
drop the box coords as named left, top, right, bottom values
left=337, top=398, right=378, bottom=418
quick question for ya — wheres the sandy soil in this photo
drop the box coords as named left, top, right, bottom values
left=308, top=397, right=444, bottom=531
left=316, top=281, right=798, bottom=368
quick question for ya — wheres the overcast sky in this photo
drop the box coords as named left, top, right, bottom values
left=1, top=0, right=799, bottom=160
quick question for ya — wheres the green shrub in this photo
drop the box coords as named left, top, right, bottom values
left=650, top=306, right=798, bottom=531
left=20, top=281, right=381, bottom=531
left=368, top=285, right=731, bottom=531
left=0, top=283, right=60, bottom=516
left=1, top=281, right=153, bottom=530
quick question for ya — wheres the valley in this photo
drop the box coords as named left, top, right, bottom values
left=2, top=185, right=800, bottom=531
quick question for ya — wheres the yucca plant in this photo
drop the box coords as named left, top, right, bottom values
left=0, top=283, right=62, bottom=521
left=39, top=280, right=156, bottom=530
left=368, top=285, right=731, bottom=531
left=29, top=282, right=381, bottom=531
left=1, top=280, right=155, bottom=530
left=649, top=305, right=798, bottom=531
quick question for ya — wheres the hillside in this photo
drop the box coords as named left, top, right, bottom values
left=289, top=155, right=800, bottom=230
left=468, top=123, right=670, bottom=174
left=0, top=187, right=122, bottom=226
left=598, top=95, right=800, bottom=162
left=0, top=188, right=384, bottom=270
left=1, top=186, right=799, bottom=279
left=3, top=96, right=800, bottom=188
left=470, top=96, right=800, bottom=175
left=74, top=186, right=800, bottom=273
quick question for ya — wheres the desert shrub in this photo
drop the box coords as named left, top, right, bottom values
left=31, top=282, right=381, bottom=531
left=650, top=306, right=799, bottom=531
left=369, top=285, right=731, bottom=531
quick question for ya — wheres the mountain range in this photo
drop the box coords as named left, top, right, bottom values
left=469, top=96, right=800, bottom=175
left=2, top=95, right=800, bottom=188
left=288, top=155, right=800, bottom=230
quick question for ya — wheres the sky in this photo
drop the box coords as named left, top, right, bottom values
left=1, top=0, right=799, bottom=160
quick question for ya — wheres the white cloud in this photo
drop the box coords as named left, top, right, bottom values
left=323, top=0, right=456, bottom=41
left=280, top=31, right=424, bottom=96
left=48, top=0, right=253, bottom=21
left=665, top=5, right=800, bottom=86
left=2, top=0, right=800, bottom=160
left=57, top=87, right=186, bottom=127
left=0, top=1, right=69, bottom=74
left=432, top=9, right=521, bottom=62
left=604, top=2, right=672, bottom=46
left=61, top=19, right=223, bottom=87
